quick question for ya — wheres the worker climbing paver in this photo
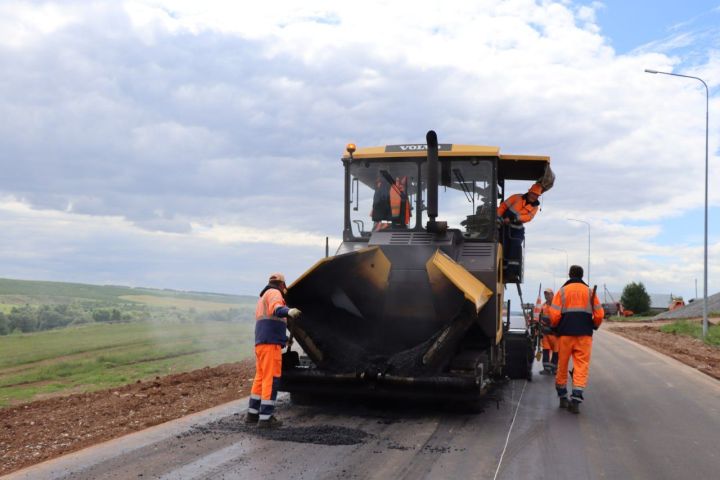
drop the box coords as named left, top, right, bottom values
left=497, top=183, right=544, bottom=279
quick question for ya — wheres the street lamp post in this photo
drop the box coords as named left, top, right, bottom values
left=645, top=68, right=709, bottom=339
left=568, top=218, right=590, bottom=285
left=550, top=247, right=569, bottom=274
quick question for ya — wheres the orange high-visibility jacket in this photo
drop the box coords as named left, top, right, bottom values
left=549, top=279, right=604, bottom=336
left=254, top=287, right=288, bottom=346
left=390, top=177, right=411, bottom=225
left=497, top=194, right=539, bottom=223
left=540, top=304, right=552, bottom=327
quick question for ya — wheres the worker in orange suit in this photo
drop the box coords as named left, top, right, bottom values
left=549, top=265, right=604, bottom=414
left=246, top=273, right=301, bottom=428
left=539, top=288, right=559, bottom=375
left=390, top=176, right=411, bottom=226
left=497, top=183, right=543, bottom=277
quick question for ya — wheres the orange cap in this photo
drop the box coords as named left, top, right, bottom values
left=268, top=273, right=286, bottom=283
left=528, top=183, right=543, bottom=196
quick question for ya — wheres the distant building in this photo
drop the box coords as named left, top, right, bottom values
left=606, top=292, right=676, bottom=315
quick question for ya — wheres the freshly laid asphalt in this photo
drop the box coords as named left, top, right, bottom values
left=6, top=329, right=719, bottom=480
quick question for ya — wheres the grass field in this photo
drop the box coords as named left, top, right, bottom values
left=660, top=320, right=720, bottom=346
left=0, top=321, right=255, bottom=407
left=118, top=295, right=251, bottom=312
left=0, top=277, right=255, bottom=306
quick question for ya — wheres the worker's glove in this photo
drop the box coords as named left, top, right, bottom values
left=288, top=308, right=302, bottom=319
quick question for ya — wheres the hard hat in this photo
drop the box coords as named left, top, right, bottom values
left=544, top=288, right=554, bottom=294
left=528, top=183, right=543, bottom=196
left=268, top=273, right=286, bottom=283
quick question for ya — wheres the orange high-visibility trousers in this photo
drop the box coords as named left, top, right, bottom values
left=542, top=333, right=558, bottom=352
left=249, top=344, right=282, bottom=420
left=555, top=335, right=593, bottom=389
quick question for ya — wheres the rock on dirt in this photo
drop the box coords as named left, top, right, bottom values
left=0, top=360, right=255, bottom=476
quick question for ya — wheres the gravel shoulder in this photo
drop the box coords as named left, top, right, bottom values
left=607, top=323, right=720, bottom=380
left=0, top=359, right=254, bottom=476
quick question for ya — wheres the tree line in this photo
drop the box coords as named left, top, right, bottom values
left=0, top=303, right=253, bottom=335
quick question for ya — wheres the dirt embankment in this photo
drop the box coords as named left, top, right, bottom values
left=609, top=324, right=720, bottom=380
left=0, top=360, right=254, bottom=476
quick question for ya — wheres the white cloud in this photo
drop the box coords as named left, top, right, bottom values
left=0, top=196, right=333, bottom=292
left=0, top=1, right=77, bottom=47
left=192, top=222, right=339, bottom=248
left=0, top=0, right=718, bottom=296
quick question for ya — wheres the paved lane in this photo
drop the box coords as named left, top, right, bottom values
left=496, top=330, right=720, bottom=479
left=6, top=330, right=719, bottom=480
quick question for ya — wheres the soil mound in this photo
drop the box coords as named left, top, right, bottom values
left=611, top=326, right=720, bottom=380
left=0, top=360, right=255, bottom=476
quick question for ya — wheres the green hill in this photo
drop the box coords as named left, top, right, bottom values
left=0, top=278, right=259, bottom=406
left=0, top=278, right=255, bottom=308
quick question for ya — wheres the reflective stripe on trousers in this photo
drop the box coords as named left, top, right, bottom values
left=555, top=335, right=593, bottom=390
left=249, top=344, right=282, bottom=420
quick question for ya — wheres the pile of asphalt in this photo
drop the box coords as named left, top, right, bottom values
left=653, top=291, right=720, bottom=320
left=295, top=308, right=445, bottom=376
left=293, top=303, right=453, bottom=376
left=257, top=425, right=369, bottom=445
left=187, top=415, right=370, bottom=446
left=383, top=440, right=464, bottom=454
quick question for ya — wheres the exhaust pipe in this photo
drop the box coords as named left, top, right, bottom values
left=425, top=130, right=447, bottom=233
left=426, top=130, right=438, bottom=225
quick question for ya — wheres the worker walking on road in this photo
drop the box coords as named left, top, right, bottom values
left=246, top=273, right=301, bottom=428
left=497, top=183, right=543, bottom=277
left=549, top=265, right=604, bottom=414
left=539, top=288, right=559, bottom=375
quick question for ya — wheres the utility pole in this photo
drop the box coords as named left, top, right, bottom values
left=567, top=218, right=591, bottom=285
left=550, top=248, right=569, bottom=274
left=645, top=68, right=710, bottom=339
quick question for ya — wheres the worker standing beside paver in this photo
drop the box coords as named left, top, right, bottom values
left=539, top=288, right=559, bottom=375
left=549, top=266, right=604, bottom=414
left=246, top=273, right=301, bottom=428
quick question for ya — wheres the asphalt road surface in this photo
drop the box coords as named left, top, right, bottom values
left=7, top=330, right=719, bottom=480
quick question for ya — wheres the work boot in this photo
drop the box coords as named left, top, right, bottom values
left=568, top=400, right=580, bottom=414
left=559, top=397, right=569, bottom=409
left=245, top=412, right=259, bottom=424
left=257, top=416, right=283, bottom=429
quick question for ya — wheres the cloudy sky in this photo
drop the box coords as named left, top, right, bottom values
left=1, top=0, right=719, bottom=300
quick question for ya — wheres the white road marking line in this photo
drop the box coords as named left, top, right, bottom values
left=493, top=380, right=527, bottom=480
